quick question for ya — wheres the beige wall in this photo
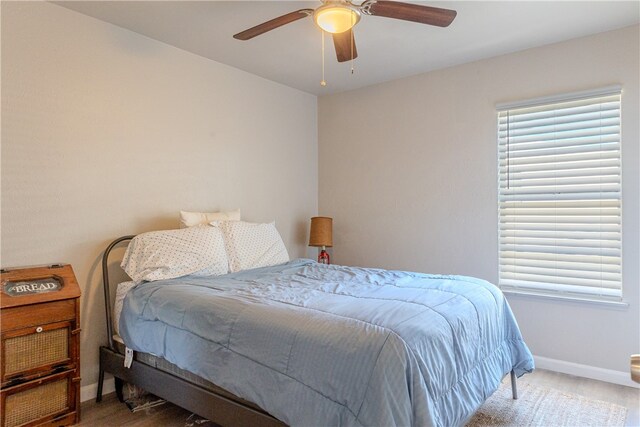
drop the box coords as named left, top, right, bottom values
left=1, top=2, right=317, bottom=390
left=319, top=25, right=639, bottom=375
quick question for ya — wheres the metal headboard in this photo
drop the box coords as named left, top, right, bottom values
left=102, top=235, right=135, bottom=350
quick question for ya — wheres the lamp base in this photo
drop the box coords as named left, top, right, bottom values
left=318, top=249, right=330, bottom=265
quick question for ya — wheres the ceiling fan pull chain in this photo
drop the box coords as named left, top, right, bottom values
left=321, top=29, right=327, bottom=86
left=351, top=14, right=355, bottom=74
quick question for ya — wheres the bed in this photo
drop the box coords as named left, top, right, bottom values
left=96, top=235, right=534, bottom=427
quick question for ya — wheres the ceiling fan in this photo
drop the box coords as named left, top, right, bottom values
left=233, top=1, right=457, bottom=63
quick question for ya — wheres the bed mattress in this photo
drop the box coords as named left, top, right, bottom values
left=119, top=259, right=534, bottom=427
left=113, top=281, right=136, bottom=337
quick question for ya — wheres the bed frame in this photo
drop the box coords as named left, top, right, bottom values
left=94, top=236, right=518, bottom=426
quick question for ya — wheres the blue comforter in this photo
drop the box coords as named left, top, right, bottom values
left=120, top=259, right=534, bottom=427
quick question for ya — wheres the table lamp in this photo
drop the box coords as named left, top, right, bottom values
left=309, top=217, right=333, bottom=264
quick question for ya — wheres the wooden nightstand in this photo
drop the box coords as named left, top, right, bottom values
left=0, top=265, right=81, bottom=427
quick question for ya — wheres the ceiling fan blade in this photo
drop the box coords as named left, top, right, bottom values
left=366, top=1, right=456, bottom=27
left=333, top=30, right=358, bottom=63
left=233, top=9, right=313, bottom=40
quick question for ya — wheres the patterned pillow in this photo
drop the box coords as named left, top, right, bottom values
left=179, top=209, right=241, bottom=228
left=214, top=221, right=289, bottom=273
left=121, top=226, right=228, bottom=282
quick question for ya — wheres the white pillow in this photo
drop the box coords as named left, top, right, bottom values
left=121, top=226, right=228, bottom=282
left=213, top=221, right=289, bottom=273
left=180, top=209, right=241, bottom=228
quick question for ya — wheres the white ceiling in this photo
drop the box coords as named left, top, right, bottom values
left=54, top=1, right=639, bottom=95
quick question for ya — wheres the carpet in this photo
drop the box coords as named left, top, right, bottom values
left=466, top=382, right=628, bottom=427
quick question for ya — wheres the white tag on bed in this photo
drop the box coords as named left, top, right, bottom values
left=124, top=347, right=133, bottom=369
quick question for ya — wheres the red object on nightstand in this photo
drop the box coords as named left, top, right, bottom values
left=318, top=248, right=330, bottom=264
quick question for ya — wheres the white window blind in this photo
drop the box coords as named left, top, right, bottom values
left=498, top=88, right=622, bottom=301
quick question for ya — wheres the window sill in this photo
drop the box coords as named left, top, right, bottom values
left=502, top=290, right=629, bottom=309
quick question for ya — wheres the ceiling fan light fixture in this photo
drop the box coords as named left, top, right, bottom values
left=314, top=3, right=361, bottom=34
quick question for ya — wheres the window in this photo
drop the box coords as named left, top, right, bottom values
left=497, top=87, right=622, bottom=301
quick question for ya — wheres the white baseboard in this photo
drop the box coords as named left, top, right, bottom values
left=79, top=356, right=637, bottom=402
left=534, top=355, right=639, bottom=389
left=81, top=377, right=115, bottom=403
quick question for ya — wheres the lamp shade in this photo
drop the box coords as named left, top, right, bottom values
left=309, top=217, right=333, bottom=247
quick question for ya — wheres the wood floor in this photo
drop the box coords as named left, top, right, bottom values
left=79, top=369, right=639, bottom=426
